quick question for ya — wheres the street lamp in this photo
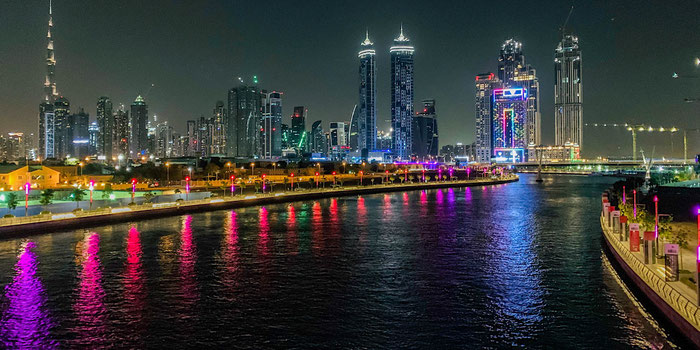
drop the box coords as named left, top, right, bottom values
left=633, top=189, right=637, bottom=219
left=78, top=162, right=84, bottom=178
left=316, top=162, right=321, bottom=174
left=166, top=162, right=170, bottom=185
left=185, top=176, right=190, bottom=200
left=89, top=180, right=94, bottom=210
left=332, top=171, right=337, bottom=187
left=342, top=161, right=346, bottom=174
left=384, top=170, right=389, bottom=184
left=24, top=182, right=30, bottom=216
left=131, top=178, right=137, bottom=204
left=359, top=170, right=363, bottom=186
left=315, top=172, right=319, bottom=189
left=654, top=195, right=659, bottom=264
left=230, top=175, right=235, bottom=197
left=226, top=162, right=231, bottom=178
left=290, top=173, right=295, bottom=191
left=622, top=185, right=626, bottom=204
left=251, top=162, right=255, bottom=176
left=262, top=174, right=266, bottom=193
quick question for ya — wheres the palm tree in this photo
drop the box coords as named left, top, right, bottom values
left=39, top=189, right=55, bottom=211
left=71, top=188, right=86, bottom=209
left=102, top=183, right=114, bottom=199
left=143, top=191, right=155, bottom=204
left=6, top=193, right=18, bottom=215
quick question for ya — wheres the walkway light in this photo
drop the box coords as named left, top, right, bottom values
left=89, top=180, right=95, bottom=209
left=25, top=182, right=30, bottom=216
left=230, top=175, right=235, bottom=197
left=131, top=178, right=137, bottom=204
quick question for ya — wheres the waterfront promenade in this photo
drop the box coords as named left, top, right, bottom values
left=0, top=175, right=518, bottom=237
left=601, top=202, right=700, bottom=346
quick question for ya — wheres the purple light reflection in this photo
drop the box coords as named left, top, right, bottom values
left=0, top=241, right=57, bottom=349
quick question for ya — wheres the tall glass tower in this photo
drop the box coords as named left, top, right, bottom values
left=554, top=33, right=582, bottom=149
left=358, top=30, right=376, bottom=157
left=390, top=25, right=414, bottom=160
left=130, top=95, right=148, bottom=158
left=39, top=0, right=59, bottom=160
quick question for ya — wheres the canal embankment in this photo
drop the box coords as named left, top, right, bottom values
left=0, top=175, right=518, bottom=238
left=600, top=193, right=700, bottom=347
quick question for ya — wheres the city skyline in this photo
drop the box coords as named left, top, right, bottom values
left=1, top=0, right=699, bottom=158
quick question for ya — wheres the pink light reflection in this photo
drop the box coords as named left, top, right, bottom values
left=72, top=233, right=107, bottom=346
left=178, top=215, right=199, bottom=306
left=122, top=226, right=146, bottom=339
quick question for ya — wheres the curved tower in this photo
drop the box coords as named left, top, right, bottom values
left=357, top=30, right=376, bottom=157
left=390, top=25, right=414, bottom=160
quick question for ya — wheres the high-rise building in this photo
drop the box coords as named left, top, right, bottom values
left=498, top=39, right=541, bottom=147
left=261, top=91, right=282, bottom=158
left=475, top=73, right=500, bottom=163
left=349, top=105, right=359, bottom=151
left=358, top=31, right=377, bottom=156
left=113, top=107, right=129, bottom=159
left=96, top=96, right=113, bottom=159
left=412, top=99, right=439, bottom=160
left=130, top=95, right=148, bottom=158
left=226, top=84, right=261, bottom=157
left=69, top=108, right=90, bottom=159
left=53, top=96, right=70, bottom=159
left=554, top=33, right=583, bottom=149
left=310, top=120, right=326, bottom=154
left=290, top=106, right=307, bottom=152
left=88, top=121, right=99, bottom=156
left=281, top=123, right=291, bottom=150
left=329, top=122, right=347, bottom=148
left=0, top=133, right=27, bottom=161
left=390, top=25, right=414, bottom=160
left=155, top=121, right=174, bottom=158
left=185, top=120, right=198, bottom=157
left=492, top=87, right=528, bottom=162
left=39, top=1, right=59, bottom=160
left=211, top=101, right=226, bottom=155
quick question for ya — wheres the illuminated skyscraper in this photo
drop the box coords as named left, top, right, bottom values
left=39, top=0, right=59, bottom=159
left=498, top=39, right=541, bottom=147
left=358, top=30, right=377, bottom=156
left=53, top=96, right=70, bottom=159
left=492, top=87, right=528, bottom=162
left=96, top=96, right=113, bottom=159
left=412, top=99, right=438, bottom=160
left=310, top=120, right=326, bottom=154
left=211, top=101, right=226, bottom=155
left=130, top=95, right=148, bottom=158
left=290, top=106, right=306, bottom=151
left=113, top=107, right=129, bottom=158
left=261, top=91, right=282, bottom=158
left=475, top=73, right=500, bottom=163
left=554, top=33, right=583, bottom=149
left=226, top=84, right=261, bottom=157
left=390, top=25, right=415, bottom=160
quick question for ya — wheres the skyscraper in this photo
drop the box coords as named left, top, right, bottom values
left=475, top=73, right=500, bottom=163
left=39, top=0, right=59, bottom=160
left=554, top=33, right=583, bottom=149
left=492, top=87, right=528, bottom=162
left=310, top=120, right=326, bottom=154
left=185, top=120, right=198, bottom=156
left=412, top=99, right=439, bottom=160
left=130, top=95, right=148, bottom=158
left=88, top=121, right=99, bottom=156
left=261, top=91, right=282, bottom=158
left=498, top=39, right=541, bottom=147
left=226, top=84, right=261, bottom=157
left=113, top=107, right=129, bottom=158
left=390, top=25, right=414, bottom=160
left=69, top=108, right=90, bottom=159
left=290, top=106, right=306, bottom=152
left=211, top=101, right=226, bottom=155
left=358, top=30, right=377, bottom=156
left=53, top=97, right=70, bottom=159
left=96, top=96, right=113, bottom=159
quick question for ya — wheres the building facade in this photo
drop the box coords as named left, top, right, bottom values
left=554, top=33, right=583, bottom=149
left=358, top=31, right=377, bottom=156
left=261, top=91, right=282, bottom=158
left=129, top=95, right=148, bottom=158
left=492, top=87, right=528, bottom=162
left=474, top=73, right=500, bottom=163
left=96, top=96, right=113, bottom=160
left=291, top=106, right=307, bottom=152
left=226, top=84, right=261, bottom=157
left=412, top=99, right=438, bottom=160
left=390, top=25, right=414, bottom=160
left=310, top=120, right=326, bottom=155
left=211, top=101, right=226, bottom=155
left=113, top=108, right=129, bottom=159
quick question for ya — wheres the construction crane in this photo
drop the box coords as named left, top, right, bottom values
left=584, top=123, right=696, bottom=163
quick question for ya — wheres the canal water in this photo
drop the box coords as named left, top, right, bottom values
left=0, top=175, right=687, bottom=348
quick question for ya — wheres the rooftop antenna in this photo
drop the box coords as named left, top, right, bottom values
left=561, top=3, right=574, bottom=37
left=143, top=83, right=155, bottom=99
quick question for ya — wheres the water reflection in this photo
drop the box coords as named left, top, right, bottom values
left=221, top=211, right=240, bottom=296
left=286, top=205, right=298, bottom=255
left=72, top=233, right=107, bottom=346
left=311, top=201, right=323, bottom=254
left=179, top=215, right=199, bottom=309
left=0, top=241, right=56, bottom=349
left=122, top=226, right=146, bottom=339
left=258, top=207, right=270, bottom=257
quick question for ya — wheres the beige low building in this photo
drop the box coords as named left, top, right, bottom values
left=0, top=165, right=61, bottom=190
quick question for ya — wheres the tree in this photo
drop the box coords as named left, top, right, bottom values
left=409, top=175, right=416, bottom=183
left=39, top=189, right=55, bottom=209
left=143, top=191, right=155, bottom=204
left=102, top=183, right=113, bottom=199
left=71, top=189, right=86, bottom=209
left=6, top=193, right=18, bottom=214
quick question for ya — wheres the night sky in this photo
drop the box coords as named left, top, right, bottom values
left=1, top=0, right=699, bottom=158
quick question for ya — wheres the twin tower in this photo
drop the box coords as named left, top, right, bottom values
left=356, top=26, right=415, bottom=160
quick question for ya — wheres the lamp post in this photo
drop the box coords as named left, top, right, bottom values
left=315, top=172, right=319, bottom=189
left=342, top=161, right=346, bottom=174
left=261, top=174, right=266, bottom=193
left=185, top=176, right=190, bottom=201
left=422, top=168, right=426, bottom=182
left=696, top=208, right=700, bottom=305
left=384, top=170, right=389, bottom=184
left=404, top=168, right=408, bottom=183
left=316, top=162, right=321, bottom=174
left=78, top=162, right=84, bottom=180
left=622, top=185, right=626, bottom=204
left=438, top=168, right=443, bottom=181
left=230, top=175, right=235, bottom=197
left=131, top=178, right=137, bottom=204
left=166, top=162, right=170, bottom=186
left=251, top=162, right=255, bottom=176
left=332, top=171, right=337, bottom=187
left=290, top=173, right=294, bottom=191
left=359, top=171, right=363, bottom=186
left=654, top=195, right=659, bottom=264
left=633, top=189, right=637, bottom=219
left=24, top=182, right=30, bottom=216
left=89, top=180, right=94, bottom=210
left=226, top=162, right=231, bottom=178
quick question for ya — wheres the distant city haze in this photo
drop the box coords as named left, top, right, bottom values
left=1, top=0, right=699, bottom=158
